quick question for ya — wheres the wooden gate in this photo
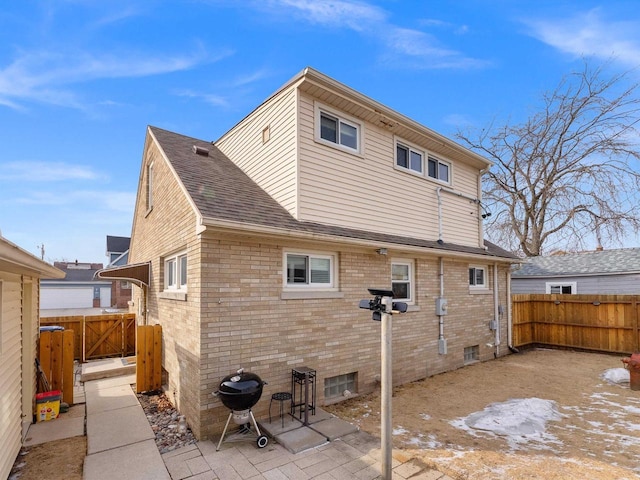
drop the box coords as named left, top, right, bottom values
left=136, top=324, right=162, bottom=393
left=38, top=330, right=75, bottom=405
left=42, top=313, right=136, bottom=361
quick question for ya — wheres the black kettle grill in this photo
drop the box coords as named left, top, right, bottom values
left=214, top=369, right=269, bottom=450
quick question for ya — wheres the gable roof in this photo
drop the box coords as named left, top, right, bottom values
left=512, top=248, right=640, bottom=277
left=106, top=235, right=130, bottom=254
left=149, top=126, right=516, bottom=262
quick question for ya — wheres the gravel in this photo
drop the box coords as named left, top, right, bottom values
left=136, top=389, right=197, bottom=454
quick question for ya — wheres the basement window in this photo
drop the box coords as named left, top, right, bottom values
left=464, top=345, right=479, bottom=364
left=324, top=372, right=356, bottom=399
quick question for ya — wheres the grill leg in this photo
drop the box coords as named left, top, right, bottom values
left=216, top=412, right=233, bottom=452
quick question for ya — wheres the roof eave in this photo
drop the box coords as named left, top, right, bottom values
left=200, top=217, right=517, bottom=263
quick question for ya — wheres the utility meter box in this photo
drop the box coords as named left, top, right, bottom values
left=436, top=297, right=448, bottom=316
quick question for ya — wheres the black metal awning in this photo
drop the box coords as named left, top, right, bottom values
left=95, top=261, right=150, bottom=287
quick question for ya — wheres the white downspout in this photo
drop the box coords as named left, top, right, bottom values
left=493, top=262, right=500, bottom=356
left=436, top=188, right=443, bottom=243
left=439, top=257, right=445, bottom=340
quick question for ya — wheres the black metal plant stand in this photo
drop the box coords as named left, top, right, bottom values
left=291, top=367, right=316, bottom=426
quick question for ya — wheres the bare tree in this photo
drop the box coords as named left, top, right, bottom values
left=457, top=61, right=640, bottom=256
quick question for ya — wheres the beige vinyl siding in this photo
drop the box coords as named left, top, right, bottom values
left=0, top=274, right=23, bottom=480
left=216, top=87, right=299, bottom=217
left=297, top=93, right=482, bottom=247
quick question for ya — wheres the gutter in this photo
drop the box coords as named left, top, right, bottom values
left=197, top=216, right=519, bottom=263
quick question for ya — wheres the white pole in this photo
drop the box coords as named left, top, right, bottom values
left=381, top=295, right=393, bottom=479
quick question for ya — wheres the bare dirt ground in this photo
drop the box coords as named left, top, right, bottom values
left=10, top=436, right=85, bottom=480
left=325, top=348, right=640, bottom=480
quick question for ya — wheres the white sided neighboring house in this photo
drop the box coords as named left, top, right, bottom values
left=511, top=248, right=640, bottom=294
left=0, top=234, right=64, bottom=480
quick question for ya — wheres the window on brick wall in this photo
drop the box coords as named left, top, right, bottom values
left=469, top=265, right=487, bottom=289
left=164, top=251, right=187, bottom=291
left=464, top=345, right=479, bottom=364
left=324, top=372, right=356, bottom=399
left=146, top=162, right=154, bottom=212
left=284, top=251, right=336, bottom=289
left=391, top=259, right=414, bottom=303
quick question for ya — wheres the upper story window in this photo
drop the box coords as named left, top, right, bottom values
left=165, top=251, right=187, bottom=291
left=395, top=138, right=451, bottom=185
left=469, top=266, right=486, bottom=288
left=285, top=252, right=336, bottom=288
left=315, top=103, right=361, bottom=154
left=428, top=155, right=450, bottom=183
left=146, top=162, right=154, bottom=211
left=396, top=142, right=423, bottom=174
left=391, top=260, right=414, bottom=302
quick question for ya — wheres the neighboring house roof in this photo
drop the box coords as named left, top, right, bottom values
left=149, top=126, right=517, bottom=262
left=106, top=235, right=130, bottom=254
left=0, top=235, right=64, bottom=278
left=512, top=248, right=640, bottom=278
left=43, top=262, right=108, bottom=283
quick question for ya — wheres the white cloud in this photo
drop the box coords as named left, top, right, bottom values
left=175, top=89, right=229, bottom=107
left=522, top=8, right=640, bottom=66
left=0, top=46, right=224, bottom=110
left=264, top=0, right=386, bottom=31
left=237, top=0, right=486, bottom=70
left=0, top=161, right=101, bottom=181
left=382, top=27, right=489, bottom=69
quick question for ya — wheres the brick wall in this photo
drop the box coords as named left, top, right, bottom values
left=196, top=235, right=511, bottom=440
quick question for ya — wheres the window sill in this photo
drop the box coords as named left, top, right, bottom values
left=469, top=288, right=492, bottom=295
left=281, top=290, right=345, bottom=300
left=159, top=291, right=187, bottom=301
left=406, top=305, right=420, bottom=312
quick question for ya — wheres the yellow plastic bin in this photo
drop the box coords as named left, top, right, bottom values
left=36, top=390, right=61, bottom=422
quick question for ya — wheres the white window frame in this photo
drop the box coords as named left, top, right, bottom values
left=146, top=162, right=154, bottom=212
left=469, top=265, right=487, bottom=289
left=395, top=140, right=424, bottom=175
left=284, top=251, right=337, bottom=290
left=427, top=155, right=451, bottom=184
left=164, top=251, right=187, bottom=292
left=394, top=137, right=452, bottom=185
left=315, top=102, right=362, bottom=155
left=391, top=259, right=414, bottom=303
left=546, top=282, right=577, bottom=294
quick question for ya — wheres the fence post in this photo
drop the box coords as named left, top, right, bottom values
left=634, top=296, right=639, bottom=351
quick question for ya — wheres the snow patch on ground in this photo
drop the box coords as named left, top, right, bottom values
left=601, top=367, right=629, bottom=385
left=451, top=398, right=563, bottom=451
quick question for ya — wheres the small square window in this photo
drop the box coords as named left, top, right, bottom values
left=469, top=266, right=486, bottom=288
left=317, top=105, right=360, bottom=153
left=428, top=155, right=450, bottom=183
left=324, top=372, right=357, bottom=399
left=464, top=345, right=479, bottom=364
left=396, top=141, right=423, bottom=174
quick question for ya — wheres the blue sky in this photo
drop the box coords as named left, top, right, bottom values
left=1, top=0, right=639, bottom=263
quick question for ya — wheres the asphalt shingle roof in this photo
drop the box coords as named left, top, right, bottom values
left=106, top=235, right=130, bottom=253
left=150, top=126, right=517, bottom=261
left=512, top=249, right=640, bottom=277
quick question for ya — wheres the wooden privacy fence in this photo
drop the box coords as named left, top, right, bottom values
left=512, top=294, right=640, bottom=354
left=136, top=324, right=162, bottom=393
left=39, top=330, right=74, bottom=405
left=41, top=313, right=136, bottom=361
